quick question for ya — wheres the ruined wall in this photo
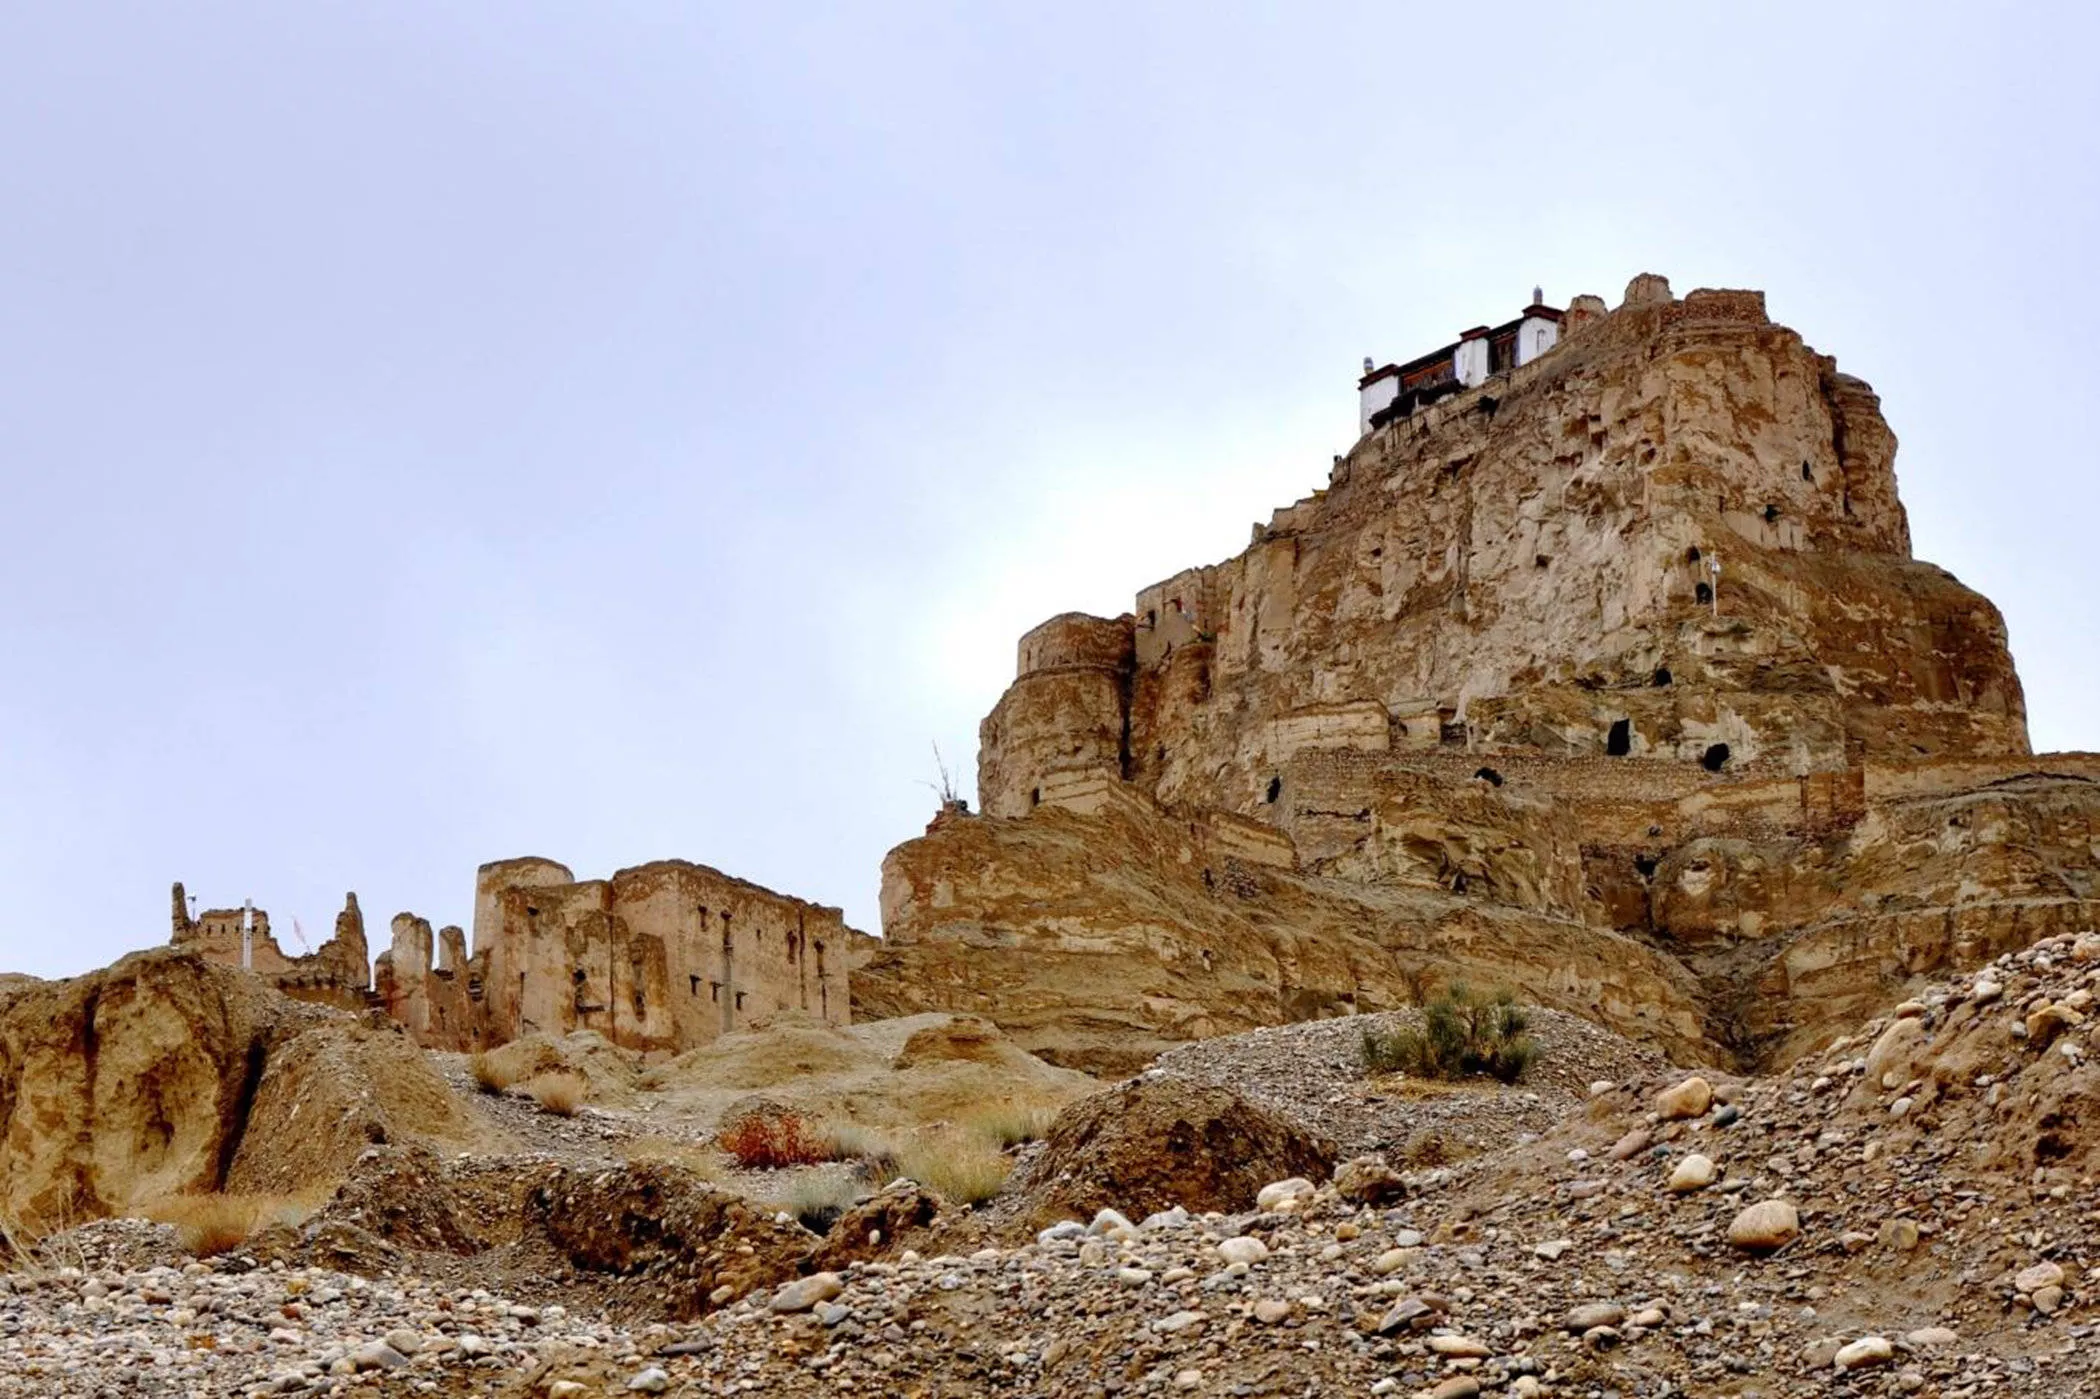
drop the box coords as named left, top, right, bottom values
left=472, top=857, right=867, bottom=1053
left=171, top=851, right=869, bottom=1055
left=170, top=883, right=370, bottom=1012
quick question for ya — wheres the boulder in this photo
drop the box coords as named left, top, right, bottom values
left=1655, top=1076, right=1713, bottom=1120
left=1727, top=1199, right=1800, bottom=1254
left=1667, top=1154, right=1717, bottom=1192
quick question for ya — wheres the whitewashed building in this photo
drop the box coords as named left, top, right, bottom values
left=1359, top=290, right=1563, bottom=434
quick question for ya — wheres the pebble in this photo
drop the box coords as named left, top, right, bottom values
left=1727, top=1199, right=1800, bottom=1253
left=1834, top=1336, right=1894, bottom=1370
left=1668, top=1153, right=1717, bottom=1192
left=769, top=1272, right=845, bottom=1313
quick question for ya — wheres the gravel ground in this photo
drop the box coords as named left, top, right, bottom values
left=1151, top=1005, right=1666, bottom=1158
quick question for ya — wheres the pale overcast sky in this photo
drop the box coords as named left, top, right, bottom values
left=2, top=3, right=2094, bottom=979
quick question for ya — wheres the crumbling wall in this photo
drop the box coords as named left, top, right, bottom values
left=471, top=857, right=869, bottom=1053
left=170, top=884, right=370, bottom=1012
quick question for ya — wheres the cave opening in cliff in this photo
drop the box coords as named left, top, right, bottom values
left=1653, top=667, right=1673, bottom=687
left=1265, top=776, right=1282, bottom=803
left=1030, top=787, right=1041, bottom=807
left=1606, top=719, right=1631, bottom=756
left=1473, top=767, right=1503, bottom=786
left=1695, top=581, right=1713, bottom=605
left=1702, top=743, right=1731, bottom=772
left=1634, top=853, right=1659, bottom=878
left=1686, top=546, right=1701, bottom=563
left=1802, top=461, right=1815, bottom=481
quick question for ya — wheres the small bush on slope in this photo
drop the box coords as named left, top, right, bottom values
left=1361, top=984, right=1538, bottom=1085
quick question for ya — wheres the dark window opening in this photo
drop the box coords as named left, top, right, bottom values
left=571, top=967, right=587, bottom=985
left=1695, top=581, right=1713, bottom=605
left=1473, top=766, right=1503, bottom=786
left=1370, top=547, right=1383, bottom=559
left=1763, top=503, right=1781, bottom=524
left=1801, top=461, right=1815, bottom=482
left=709, top=981, right=720, bottom=1002
left=1535, top=554, right=1550, bottom=568
left=1264, top=776, right=1282, bottom=803
left=689, top=975, right=701, bottom=995
left=1686, top=546, right=1701, bottom=563
left=1606, top=719, right=1632, bottom=757
left=1030, top=787, right=1041, bottom=807
left=525, top=905, right=539, bottom=918
left=1634, top=853, right=1659, bottom=878
left=1701, top=743, right=1731, bottom=773
left=734, top=991, right=746, bottom=1010
left=1652, top=667, right=1673, bottom=687
left=1145, top=609, right=1156, bottom=628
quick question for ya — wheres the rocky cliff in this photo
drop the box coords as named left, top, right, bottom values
left=861, top=275, right=2099, bottom=1074
left=0, top=950, right=478, bottom=1235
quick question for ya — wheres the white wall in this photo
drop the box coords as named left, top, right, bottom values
left=1514, top=314, right=1559, bottom=367
left=1359, top=374, right=1399, bottom=434
left=1455, top=337, right=1491, bottom=387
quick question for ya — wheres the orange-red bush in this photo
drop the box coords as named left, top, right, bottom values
left=717, top=1110, right=831, bottom=1170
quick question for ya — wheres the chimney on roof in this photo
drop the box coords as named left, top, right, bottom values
left=1532, top=285, right=1544, bottom=306
left=1363, top=356, right=1374, bottom=374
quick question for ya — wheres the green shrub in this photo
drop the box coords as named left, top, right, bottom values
left=1361, top=984, right=1537, bottom=1084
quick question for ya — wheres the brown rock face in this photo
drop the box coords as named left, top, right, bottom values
left=1004, top=1077, right=1336, bottom=1232
left=863, top=275, right=2099, bottom=1069
left=0, top=949, right=476, bottom=1235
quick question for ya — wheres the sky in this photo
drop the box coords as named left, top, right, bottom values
left=1, top=3, right=2094, bottom=980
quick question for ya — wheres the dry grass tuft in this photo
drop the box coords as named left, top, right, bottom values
left=135, top=1194, right=314, bottom=1258
left=763, top=1172, right=866, bottom=1234
left=469, top=1050, right=520, bottom=1095
left=893, top=1133, right=1014, bottom=1207
left=820, top=1121, right=898, bottom=1169
left=622, top=1136, right=727, bottom=1180
left=525, top=1070, right=588, bottom=1116
left=961, top=1102, right=1059, bottom=1150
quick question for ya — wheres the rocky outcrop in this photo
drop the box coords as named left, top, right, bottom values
left=857, top=792, right=1711, bottom=1075
left=523, top=1162, right=817, bottom=1319
left=1005, top=1076, right=1337, bottom=1233
left=863, top=275, right=2098, bottom=1070
left=0, top=950, right=477, bottom=1235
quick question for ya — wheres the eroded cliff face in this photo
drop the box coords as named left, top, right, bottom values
left=854, top=788, right=1711, bottom=1076
left=865, top=275, right=2093, bottom=1071
left=0, top=950, right=476, bottom=1234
